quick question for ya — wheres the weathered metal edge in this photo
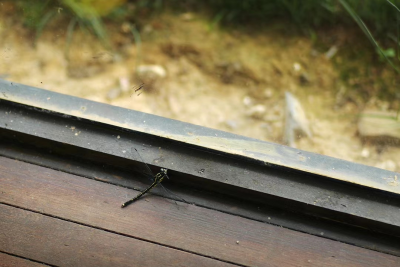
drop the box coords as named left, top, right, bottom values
left=0, top=79, right=399, bottom=195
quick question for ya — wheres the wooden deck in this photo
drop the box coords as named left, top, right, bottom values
left=1, top=156, right=399, bottom=267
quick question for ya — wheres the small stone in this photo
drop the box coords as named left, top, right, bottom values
left=107, top=87, right=121, bottom=100
left=246, top=104, right=266, bottom=119
left=119, top=77, right=130, bottom=93
left=137, top=65, right=167, bottom=79
left=242, top=96, right=253, bottom=106
left=310, top=49, right=319, bottom=57
left=225, top=120, right=238, bottom=129
left=361, top=148, right=370, bottom=158
left=325, top=45, right=338, bottom=59
left=264, top=88, right=273, bottom=98
left=143, top=24, right=153, bottom=34
left=121, top=22, right=131, bottom=33
left=181, top=12, right=194, bottom=21
left=284, top=92, right=312, bottom=148
left=293, top=62, right=301, bottom=72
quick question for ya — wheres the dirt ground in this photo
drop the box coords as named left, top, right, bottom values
left=0, top=5, right=399, bottom=172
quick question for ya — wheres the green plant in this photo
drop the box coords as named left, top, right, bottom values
left=338, top=0, right=399, bottom=72
left=16, top=0, right=126, bottom=56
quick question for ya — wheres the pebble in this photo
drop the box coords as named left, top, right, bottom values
left=242, top=96, right=253, bottom=106
left=137, top=65, right=167, bottom=79
left=360, top=148, right=370, bottom=158
left=246, top=104, right=266, bottom=119
left=264, top=88, right=273, bottom=98
left=225, top=120, right=238, bottom=129
left=106, top=87, right=121, bottom=100
left=284, top=92, right=312, bottom=147
left=293, top=62, right=301, bottom=72
left=325, top=45, right=338, bottom=59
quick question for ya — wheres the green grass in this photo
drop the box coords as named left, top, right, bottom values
left=158, top=0, right=400, bottom=61
left=200, top=0, right=400, bottom=32
left=16, top=0, right=116, bottom=53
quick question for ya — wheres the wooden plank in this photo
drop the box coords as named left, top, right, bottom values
left=358, top=110, right=400, bottom=141
left=0, top=205, right=234, bottom=267
left=0, top=252, right=47, bottom=267
left=0, top=156, right=399, bottom=267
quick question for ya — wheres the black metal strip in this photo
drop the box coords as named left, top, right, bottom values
left=0, top=79, right=398, bottom=196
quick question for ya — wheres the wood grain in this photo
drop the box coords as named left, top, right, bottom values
left=0, top=205, right=234, bottom=267
left=358, top=110, right=400, bottom=141
left=1, top=156, right=399, bottom=267
left=0, top=252, right=47, bottom=267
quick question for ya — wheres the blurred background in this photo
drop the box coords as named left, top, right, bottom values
left=0, top=0, right=399, bottom=172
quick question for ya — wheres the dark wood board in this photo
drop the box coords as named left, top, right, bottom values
left=1, top=141, right=399, bottom=257
left=0, top=252, right=48, bottom=267
left=1, top=156, right=399, bottom=267
left=0, top=205, right=235, bottom=267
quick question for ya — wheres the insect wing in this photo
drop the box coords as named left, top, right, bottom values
left=132, top=148, right=188, bottom=204
left=133, top=83, right=144, bottom=96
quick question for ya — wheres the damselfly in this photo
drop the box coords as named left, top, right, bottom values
left=121, top=148, right=186, bottom=208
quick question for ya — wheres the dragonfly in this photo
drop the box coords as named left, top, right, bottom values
left=121, top=148, right=187, bottom=208
left=133, top=83, right=144, bottom=96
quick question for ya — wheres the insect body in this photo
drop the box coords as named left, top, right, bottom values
left=134, top=83, right=144, bottom=96
left=121, top=168, right=169, bottom=208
